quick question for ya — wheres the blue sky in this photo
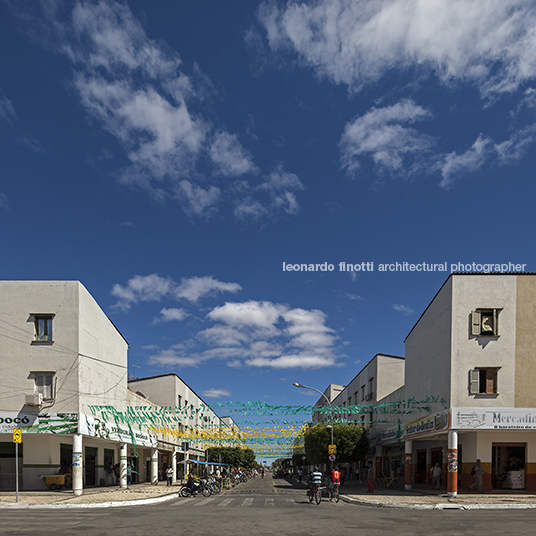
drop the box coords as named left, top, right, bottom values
left=2, top=0, right=536, bottom=453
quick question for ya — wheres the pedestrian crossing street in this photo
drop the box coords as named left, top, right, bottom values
left=175, top=495, right=327, bottom=508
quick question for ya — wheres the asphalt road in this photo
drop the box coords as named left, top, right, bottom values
left=2, top=476, right=536, bottom=536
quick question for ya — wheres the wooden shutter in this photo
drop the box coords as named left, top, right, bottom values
left=471, top=311, right=481, bottom=336
left=469, top=369, right=480, bottom=394
left=486, top=369, right=497, bottom=394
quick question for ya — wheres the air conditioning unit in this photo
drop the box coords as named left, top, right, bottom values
left=364, top=393, right=374, bottom=401
left=25, top=392, right=43, bottom=406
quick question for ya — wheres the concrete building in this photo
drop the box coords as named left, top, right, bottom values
left=323, top=274, right=536, bottom=496
left=0, top=281, right=230, bottom=492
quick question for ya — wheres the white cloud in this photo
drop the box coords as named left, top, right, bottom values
left=17, top=0, right=303, bottom=220
left=148, top=349, right=201, bottom=367
left=439, top=134, right=492, bottom=188
left=393, top=304, right=415, bottom=316
left=340, top=99, right=433, bottom=176
left=209, top=131, right=258, bottom=177
left=153, top=307, right=189, bottom=324
left=0, top=194, right=9, bottom=211
left=257, top=0, right=536, bottom=97
left=200, top=388, right=232, bottom=399
left=175, top=180, right=221, bottom=218
left=174, top=276, right=243, bottom=303
left=208, top=300, right=287, bottom=330
left=234, top=165, right=305, bottom=220
left=0, top=89, right=16, bottom=123
left=153, top=300, right=341, bottom=370
left=111, top=274, right=242, bottom=311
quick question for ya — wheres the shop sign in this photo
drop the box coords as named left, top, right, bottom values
left=452, top=408, right=536, bottom=430
left=403, top=410, right=450, bottom=439
left=0, top=413, right=76, bottom=434
left=79, top=414, right=157, bottom=447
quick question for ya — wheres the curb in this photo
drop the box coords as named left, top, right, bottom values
left=0, top=491, right=180, bottom=509
left=340, top=495, right=536, bottom=510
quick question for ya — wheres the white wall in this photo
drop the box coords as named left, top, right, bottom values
left=450, top=275, right=517, bottom=408
left=405, top=278, right=453, bottom=407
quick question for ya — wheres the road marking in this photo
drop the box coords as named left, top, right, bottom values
left=241, top=497, right=254, bottom=507
left=286, top=498, right=296, bottom=504
left=217, top=498, right=234, bottom=507
left=265, top=498, right=274, bottom=507
left=194, top=498, right=215, bottom=506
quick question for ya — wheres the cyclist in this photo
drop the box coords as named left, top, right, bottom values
left=329, top=466, right=341, bottom=500
left=309, top=466, right=323, bottom=498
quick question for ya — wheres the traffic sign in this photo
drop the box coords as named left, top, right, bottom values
left=328, top=454, right=336, bottom=462
left=328, top=444, right=336, bottom=454
left=302, top=455, right=306, bottom=460
left=13, top=429, right=22, bottom=444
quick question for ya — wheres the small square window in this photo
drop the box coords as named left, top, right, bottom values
left=471, top=309, right=500, bottom=337
left=35, top=372, right=55, bottom=399
left=34, top=315, right=54, bottom=342
left=469, top=368, right=499, bottom=395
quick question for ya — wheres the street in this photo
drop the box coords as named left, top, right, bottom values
left=1, top=476, right=536, bottom=536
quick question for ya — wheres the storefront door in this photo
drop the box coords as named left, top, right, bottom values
left=416, top=450, right=427, bottom=483
left=492, top=443, right=526, bottom=490
left=85, top=446, right=98, bottom=486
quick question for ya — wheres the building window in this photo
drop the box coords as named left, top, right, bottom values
left=35, top=372, right=55, bottom=400
left=361, top=385, right=365, bottom=401
left=471, top=309, right=500, bottom=337
left=469, top=368, right=499, bottom=395
left=33, top=314, right=54, bottom=342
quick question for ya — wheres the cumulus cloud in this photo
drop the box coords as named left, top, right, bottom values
left=234, top=165, right=305, bottom=220
left=151, top=300, right=342, bottom=370
left=153, top=308, right=189, bottom=324
left=16, top=0, right=303, bottom=220
left=200, top=388, right=232, bottom=399
left=111, top=274, right=242, bottom=311
left=439, top=134, right=492, bottom=188
left=393, top=304, right=415, bottom=316
left=340, top=99, right=433, bottom=177
left=257, top=0, right=536, bottom=97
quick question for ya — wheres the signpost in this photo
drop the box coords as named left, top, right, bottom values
left=13, top=429, right=21, bottom=503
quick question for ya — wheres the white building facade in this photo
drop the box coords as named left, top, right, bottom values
left=323, top=274, right=536, bottom=496
left=0, top=281, right=229, bottom=492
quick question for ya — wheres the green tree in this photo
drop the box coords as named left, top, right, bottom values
left=303, top=423, right=369, bottom=466
left=206, top=446, right=258, bottom=468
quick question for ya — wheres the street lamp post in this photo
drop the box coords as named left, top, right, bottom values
left=293, top=382, right=335, bottom=470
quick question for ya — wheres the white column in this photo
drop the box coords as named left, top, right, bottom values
left=119, top=443, right=128, bottom=489
left=151, top=448, right=158, bottom=485
left=404, top=439, right=413, bottom=491
left=447, top=430, right=458, bottom=498
left=172, top=448, right=177, bottom=484
left=72, top=433, right=83, bottom=496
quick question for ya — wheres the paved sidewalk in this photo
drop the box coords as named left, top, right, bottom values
left=0, top=481, right=181, bottom=508
left=2, top=478, right=536, bottom=510
left=286, top=478, right=536, bottom=510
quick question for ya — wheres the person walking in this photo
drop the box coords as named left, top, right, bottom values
left=468, top=459, right=487, bottom=493
left=430, top=463, right=442, bottom=489
left=367, top=462, right=374, bottom=493
left=166, top=465, right=174, bottom=486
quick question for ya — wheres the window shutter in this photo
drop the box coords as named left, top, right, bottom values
left=471, top=311, right=481, bottom=336
left=486, top=369, right=497, bottom=394
left=469, top=369, right=480, bottom=394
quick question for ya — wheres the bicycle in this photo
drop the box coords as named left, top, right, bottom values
left=374, top=475, right=403, bottom=491
left=309, top=484, right=322, bottom=505
left=328, top=482, right=340, bottom=503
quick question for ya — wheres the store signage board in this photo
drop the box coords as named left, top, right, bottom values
left=452, top=408, right=536, bottom=430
